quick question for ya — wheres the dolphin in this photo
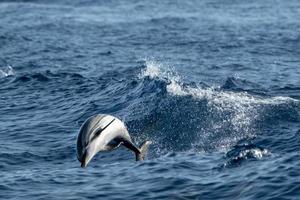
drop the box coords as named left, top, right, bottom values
left=76, top=114, right=151, bottom=168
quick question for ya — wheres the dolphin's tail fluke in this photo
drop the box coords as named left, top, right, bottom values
left=136, top=141, right=152, bottom=161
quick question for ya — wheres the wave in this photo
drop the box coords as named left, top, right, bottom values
left=10, top=70, right=86, bottom=84
left=125, top=60, right=299, bottom=156
left=3, top=60, right=298, bottom=163
left=139, top=60, right=297, bottom=105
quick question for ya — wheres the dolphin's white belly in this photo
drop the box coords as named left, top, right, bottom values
left=95, top=115, right=131, bottom=150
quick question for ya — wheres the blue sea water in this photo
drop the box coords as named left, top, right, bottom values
left=1, top=0, right=300, bottom=199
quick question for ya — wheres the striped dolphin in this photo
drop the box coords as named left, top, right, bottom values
left=76, top=114, right=151, bottom=168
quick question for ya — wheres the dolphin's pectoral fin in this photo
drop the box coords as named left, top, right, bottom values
left=105, top=144, right=120, bottom=151
left=105, top=139, right=122, bottom=151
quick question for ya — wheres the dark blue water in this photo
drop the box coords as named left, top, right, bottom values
left=1, top=0, right=300, bottom=199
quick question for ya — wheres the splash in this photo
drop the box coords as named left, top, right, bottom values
left=224, top=143, right=271, bottom=167
left=0, top=66, right=15, bottom=78
left=140, top=60, right=162, bottom=79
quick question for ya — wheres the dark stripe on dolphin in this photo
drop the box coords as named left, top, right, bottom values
left=90, top=118, right=116, bottom=142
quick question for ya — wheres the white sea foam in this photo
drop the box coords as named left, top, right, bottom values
left=140, top=59, right=297, bottom=106
left=0, top=66, right=15, bottom=78
left=224, top=148, right=270, bottom=167
left=244, top=148, right=269, bottom=159
left=234, top=148, right=269, bottom=161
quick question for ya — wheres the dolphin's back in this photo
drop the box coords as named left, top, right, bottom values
left=76, top=114, right=108, bottom=161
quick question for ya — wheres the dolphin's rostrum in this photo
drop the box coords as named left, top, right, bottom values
left=76, top=114, right=151, bottom=168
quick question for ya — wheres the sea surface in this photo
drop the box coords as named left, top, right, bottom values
left=1, top=0, right=300, bottom=199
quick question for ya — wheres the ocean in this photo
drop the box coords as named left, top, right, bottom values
left=0, top=0, right=300, bottom=199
